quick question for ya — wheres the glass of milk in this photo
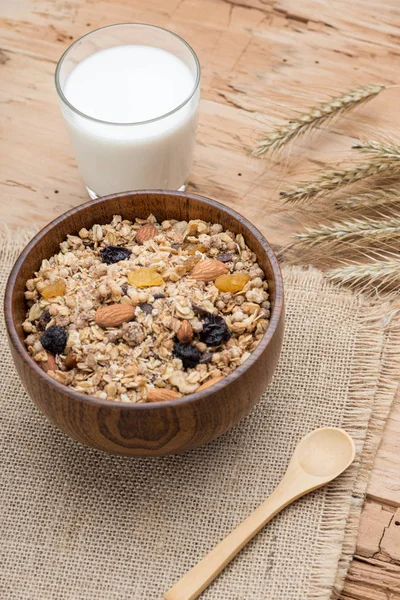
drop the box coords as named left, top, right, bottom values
left=55, top=24, right=200, bottom=198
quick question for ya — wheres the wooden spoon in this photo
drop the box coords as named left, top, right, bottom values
left=165, top=427, right=356, bottom=600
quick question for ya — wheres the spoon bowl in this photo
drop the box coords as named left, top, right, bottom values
left=295, top=427, right=356, bottom=479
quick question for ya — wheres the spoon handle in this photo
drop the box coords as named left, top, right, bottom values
left=164, top=482, right=304, bottom=600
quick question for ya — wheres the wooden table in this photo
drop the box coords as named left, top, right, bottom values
left=1, top=0, right=400, bottom=597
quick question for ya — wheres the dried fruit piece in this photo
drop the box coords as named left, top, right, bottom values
left=197, top=376, right=224, bottom=392
left=199, top=314, right=231, bottom=346
left=136, top=223, right=158, bottom=244
left=41, top=326, right=68, bottom=355
left=40, top=354, right=57, bottom=373
left=128, top=268, right=164, bottom=288
left=100, top=245, right=132, bottom=265
left=147, top=388, right=182, bottom=402
left=177, top=320, right=194, bottom=344
left=153, top=292, right=166, bottom=299
left=183, top=242, right=207, bottom=255
left=173, top=342, right=202, bottom=369
left=138, top=302, right=153, bottom=315
left=190, top=259, right=229, bottom=282
left=65, top=352, right=78, bottom=369
left=216, top=253, right=233, bottom=263
left=95, top=304, right=136, bottom=328
left=215, top=273, right=251, bottom=293
left=41, top=279, right=66, bottom=299
left=37, top=310, right=51, bottom=331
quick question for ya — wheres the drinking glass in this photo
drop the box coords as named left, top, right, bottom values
left=55, top=24, right=201, bottom=198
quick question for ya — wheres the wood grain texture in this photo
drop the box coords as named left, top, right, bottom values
left=1, top=0, right=400, bottom=595
left=4, top=191, right=284, bottom=456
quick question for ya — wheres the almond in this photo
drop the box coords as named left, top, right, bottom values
left=136, top=223, right=158, bottom=245
left=197, top=376, right=224, bottom=392
left=177, top=320, right=194, bottom=344
left=40, top=354, right=57, bottom=373
left=147, top=388, right=182, bottom=402
left=190, top=259, right=229, bottom=282
left=65, top=352, right=78, bottom=369
left=95, top=303, right=136, bottom=328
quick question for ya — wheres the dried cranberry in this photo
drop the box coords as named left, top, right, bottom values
left=41, top=326, right=68, bottom=355
left=37, top=310, right=51, bottom=331
left=100, top=245, right=132, bottom=265
left=216, top=253, right=233, bottom=263
left=138, top=303, right=153, bottom=315
left=173, top=342, right=202, bottom=369
left=199, top=314, right=231, bottom=346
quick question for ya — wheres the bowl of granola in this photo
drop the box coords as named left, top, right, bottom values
left=5, top=191, right=284, bottom=455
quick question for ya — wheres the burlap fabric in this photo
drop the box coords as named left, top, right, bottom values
left=1, top=231, right=399, bottom=600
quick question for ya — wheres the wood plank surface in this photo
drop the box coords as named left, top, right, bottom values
left=1, top=0, right=400, bottom=598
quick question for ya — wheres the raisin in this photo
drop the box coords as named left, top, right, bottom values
left=215, top=273, right=250, bottom=293
left=173, top=342, right=202, bottom=369
left=121, top=284, right=128, bottom=295
left=37, top=310, right=51, bottom=332
left=199, top=352, right=213, bottom=364
left=153, top=292, right=166, bottom=299
left=216, top=253, right=233, bottom=263
left=100, top=245, right=132, bottom=265
left=138, top=302, right=153, bottom=315
left=41, top=325, right=68, bottom=355
left=199, top=314, right=231, bottom=346
left=128, top=268, right=164, bottom=288
left=41, top=279, right=66, bottom=299
left=192, top=304, right=209, bottom=317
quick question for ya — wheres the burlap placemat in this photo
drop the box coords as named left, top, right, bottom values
left=1, top=231, right=399, bottom=600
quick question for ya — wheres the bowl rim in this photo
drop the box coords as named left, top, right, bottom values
left=4, top=190, right=284, bottom=410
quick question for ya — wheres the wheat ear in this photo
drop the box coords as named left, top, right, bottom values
left=327, top=259, right=400, bottom=290
left=281, top=159, right=400, bottom=204
left=353, top=139, right=400, bottom=160
left=253, top=84, right=384, bottom=156
left=291, top=215, right=400, bottom=247
left=335, top=187, right=400, bottom=209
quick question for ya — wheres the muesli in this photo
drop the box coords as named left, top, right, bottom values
left=23, top=215, right=270, bottom=402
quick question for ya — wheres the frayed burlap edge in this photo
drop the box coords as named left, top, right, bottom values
left=288, top=269, right=400, bottom=599
left=2, top=229, right=398, bottom=600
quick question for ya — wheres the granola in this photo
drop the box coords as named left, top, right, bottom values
left=23, top=215, right=270, bottom=403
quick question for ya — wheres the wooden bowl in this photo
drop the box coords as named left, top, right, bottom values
left=4, top=191, right=284, bottom=456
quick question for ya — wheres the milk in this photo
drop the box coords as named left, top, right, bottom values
left=60, top=45, right=199, bottom=196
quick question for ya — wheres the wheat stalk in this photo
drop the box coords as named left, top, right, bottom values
left=292, top=215, right=400, bottom=247
left=327, top=258, right=400, bottom=291
left=353, top=139, right=400, bottom=161
left=253, top=84, right=384, bottom=156
left=335, top=187, right=400, bottom=209
left=281, top=159, right=400, bottom=203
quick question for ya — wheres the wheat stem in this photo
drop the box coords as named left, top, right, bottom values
left=253, top=84, right=384, bottom=156
left=335, top=187, right=400, bottom=209
left=281, top=159, right=400, bottom=204
left=327, top=259, right=400, bottom=290
left=292, top=216, right=400, bottom=247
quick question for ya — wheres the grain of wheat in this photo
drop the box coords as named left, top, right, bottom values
left=253, top=84, right=384, bottom=156
left=281, top=159, right=400, bottom=204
